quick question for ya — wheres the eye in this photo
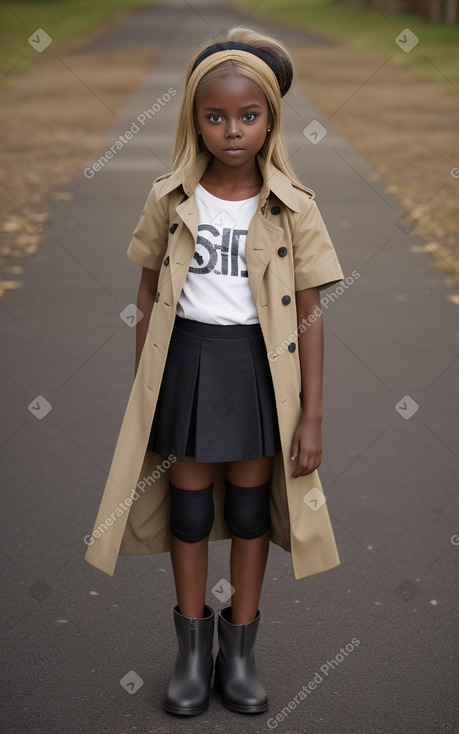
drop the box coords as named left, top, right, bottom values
left=208, top=114, right=223, bottom=123
left=243, top=113, right=258, bottom=122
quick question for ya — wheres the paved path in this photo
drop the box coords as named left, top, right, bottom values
left=1, top=1, right=457, bottom=732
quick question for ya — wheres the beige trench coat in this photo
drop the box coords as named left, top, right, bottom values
left=85, top=152, right=344, bottom=580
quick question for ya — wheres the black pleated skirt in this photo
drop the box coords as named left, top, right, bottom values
left=147, top=315, right=282, bottom=463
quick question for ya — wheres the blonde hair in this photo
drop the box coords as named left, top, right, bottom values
left=171, top=27, right=308, bottom=192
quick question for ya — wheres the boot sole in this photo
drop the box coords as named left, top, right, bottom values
left=221, top=698, right=269, bottom=714
left=163, top=700, right=209, bottom=716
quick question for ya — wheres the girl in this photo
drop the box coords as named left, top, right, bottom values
left=85, top=27, right=344, bottom=717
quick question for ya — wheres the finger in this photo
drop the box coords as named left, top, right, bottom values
left=300, top=451, right=310, bottom=471
left=303, top=452, right=319, bottom=476
left=293, top=458, right=309, bottom=478
left=291, top=461, right=303, bottom=478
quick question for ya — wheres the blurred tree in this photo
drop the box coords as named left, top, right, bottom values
left=338, top=0, right=458, bottom=24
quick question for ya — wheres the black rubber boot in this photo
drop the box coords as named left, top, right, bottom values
left=214, top=606, right=268, bottom=714
left=163, top=604, right=215, bottom=716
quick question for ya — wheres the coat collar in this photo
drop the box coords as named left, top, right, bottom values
left=153, top=152, right=311, bottom=213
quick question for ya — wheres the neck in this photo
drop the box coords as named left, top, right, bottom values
left=205, top=157, right=262, bottom=190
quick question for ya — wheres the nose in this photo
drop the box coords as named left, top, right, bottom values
left=225, top=118, right=242, bottom=138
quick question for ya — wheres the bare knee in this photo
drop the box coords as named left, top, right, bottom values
left=169, top=456, right=213, bottom=489
left=226, top=456, right=273, bottom=487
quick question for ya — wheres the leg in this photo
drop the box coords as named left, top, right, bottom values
left=215, top=457, right=272, bottom=714
left=226, top=457, right=273, bottom=624
left=169, top=456, right=213, bottom=619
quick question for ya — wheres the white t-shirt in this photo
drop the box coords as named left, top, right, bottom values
left=176, top=183, right=260, bottom=325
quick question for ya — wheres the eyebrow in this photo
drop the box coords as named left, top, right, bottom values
left=202, top=103, right=263, bottom=111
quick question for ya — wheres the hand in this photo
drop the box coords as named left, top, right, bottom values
left=290, top=417, right=322, bottom=478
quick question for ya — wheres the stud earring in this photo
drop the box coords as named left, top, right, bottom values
left=267, top=128, right=271, bottom=133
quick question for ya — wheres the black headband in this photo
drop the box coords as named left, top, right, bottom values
left=191, top=41, right=282, bottom=90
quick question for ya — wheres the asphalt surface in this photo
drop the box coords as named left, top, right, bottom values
left=1, top=1, right=458, bottom=732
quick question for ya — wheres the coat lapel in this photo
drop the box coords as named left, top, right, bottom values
left=172, top=195, right=198, bottom=304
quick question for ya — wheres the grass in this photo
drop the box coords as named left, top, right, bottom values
left=0, top=0, right=155, bottom=85
left=232, top=0, right=459, bottom=90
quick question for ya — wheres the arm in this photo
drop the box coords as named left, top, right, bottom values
left=134, top=267, right=160, bottom=377
left=290, top=286, right=324, bottom=478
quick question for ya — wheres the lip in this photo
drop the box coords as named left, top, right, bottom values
left=223, top=147, right=244, bottom=153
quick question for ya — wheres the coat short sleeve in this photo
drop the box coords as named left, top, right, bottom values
left=126, top=185, right=169, bottom=271
left=292, top=195, right=344, bottom=292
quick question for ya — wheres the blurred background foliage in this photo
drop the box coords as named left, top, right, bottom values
left=0, top=0, right=155, bottom=83
left=232, top=0, right=459, bottom=88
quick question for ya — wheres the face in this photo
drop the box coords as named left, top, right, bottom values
left=194, top=74, right=270, bottom=168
